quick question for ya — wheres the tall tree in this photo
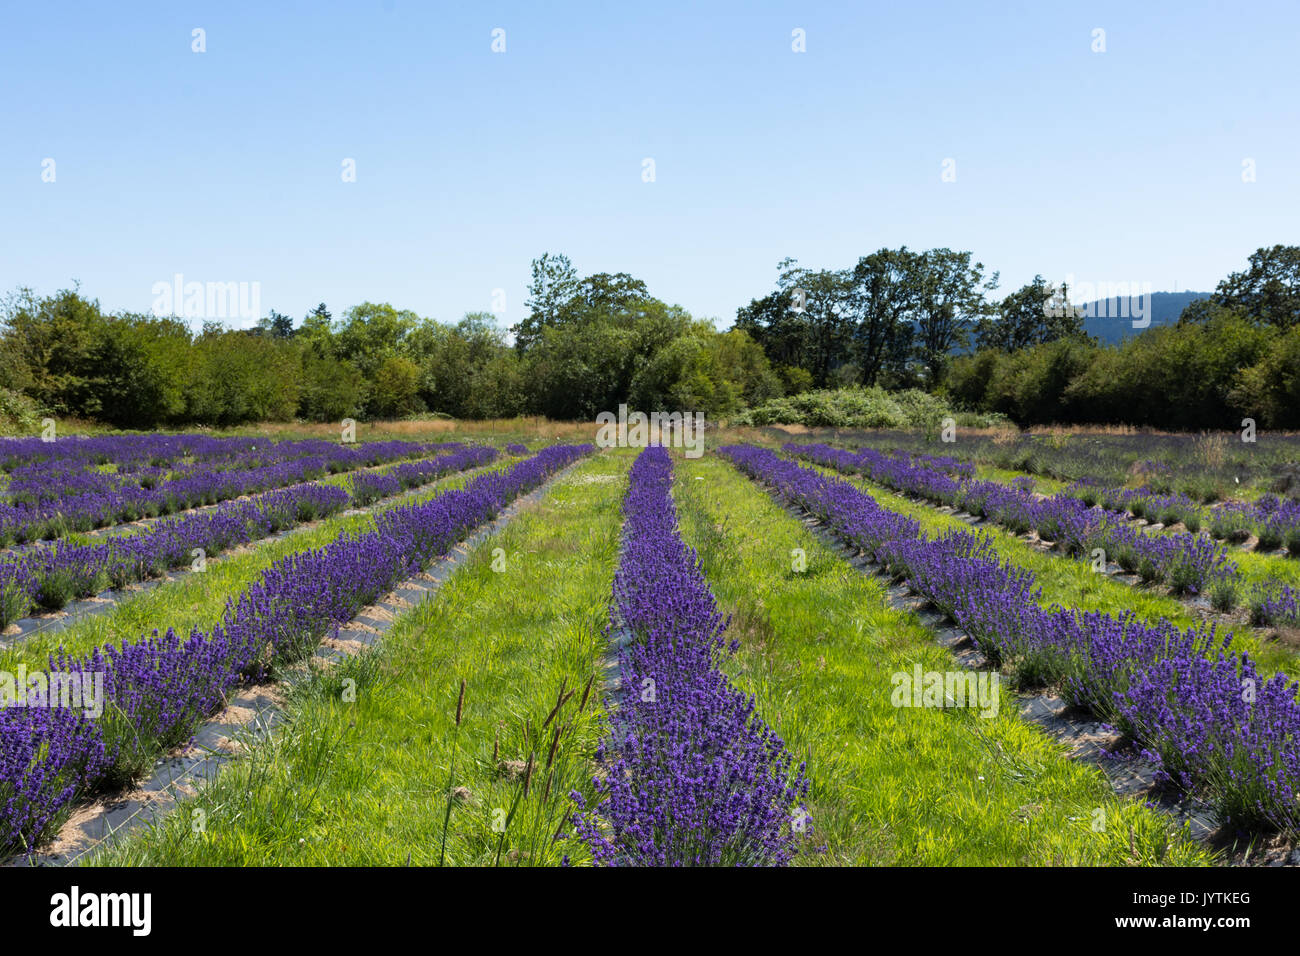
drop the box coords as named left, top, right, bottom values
left=516, top=252, right=580, bottom=350
left=980, top=276, right=1084, bottom=351
left=911, top=249, right=998, bottom=383
left=848, top=247, right=923, bottom=386
left=258, top=309, right=295, bottom=339
left=1212, top=245, right=1300, bottom=328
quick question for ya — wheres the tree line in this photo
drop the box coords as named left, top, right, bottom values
left=3, top=245, right=1295, bottom=430
left=0, top=255, right=783, bottom=428
left=735, top=244, right=1300, bottom=428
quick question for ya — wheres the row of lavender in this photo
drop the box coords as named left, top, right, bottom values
left=791, top=443, right=1238, bottom=599
left=1065, top=481, right=1300, bottom=554
left=569, top=447, right=808, bottom=865
left=825, top=442, right=1300, bottom=625
left=0, top=434, right=309, bottom=473
left=0, top=446, right=498, bottom=631
left=0, top=438, right=456, bottom=547
left=723, top=445, right=1300, bottom=834
left=0, top=443, right=592, bottom=854
left=880, top=438, right=1300, bottom=557
left=3, top=435, right=426, bottom=502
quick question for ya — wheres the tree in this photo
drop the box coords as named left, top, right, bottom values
left=299, top=354, right=365, bottom=421
left=1211, top=245, right=1300, bottom=328
left=336, top=302, right=419, bottom=377
left=516, top=252, right=580, bottom=350
left=370, top=354, right=424, bottom=418
left=525, top=320, right=638, bottom=420
left=1230, top=325, right=1300, bottom=428
left=848, top=248, right=922, bottom=386
left=185, top=327, right=299, bottom=425
left=980, top=276, right=1084, bottom=351
left=735, top=288, right=807, bottom=370
left=565, top=272, right=652, bottom=320
left=735, top=259, right=856, bottom=389
left=911, top=249, right=998, bottom=384
left=258, top=309, right=295, bottom=339
left=299, top=303, right=336, bottom=358
left=1, top=286, right=107, bottom=416
left=403, top=312, right=512, bottom=417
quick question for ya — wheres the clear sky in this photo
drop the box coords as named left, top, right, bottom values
left=1, top=0, right=1296, bottom=331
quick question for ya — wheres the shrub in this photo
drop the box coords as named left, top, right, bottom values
left=735, top=386, right=1006, bottom=430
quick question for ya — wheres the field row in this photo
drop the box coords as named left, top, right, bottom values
left=794, top=442, right=1300, bottom=630
left=0, top=436, right=464, bottom=548
left=0, top=446, right=500, bottom=635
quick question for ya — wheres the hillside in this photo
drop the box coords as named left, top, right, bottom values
left=1080, top=290, right=1210, bottom=344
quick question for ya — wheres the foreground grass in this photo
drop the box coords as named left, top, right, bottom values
left=0, top=459, right=506, bottom=673
left=87, top=451, right=628, bottom=866
left=675, top=452, right=1215, bottom=866
left=795, top=459, right=1299, bottom=680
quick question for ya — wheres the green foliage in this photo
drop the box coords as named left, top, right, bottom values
left=185, top=328, right=300, bottom=425
left=1211, top=244, right=1300, bottom=328
left=298, top=353, right=365, bottom=422
left=979, top=276, right=1085, bottom=352
left=0, top=287, right=192, bottom=426
left=982, top=338, right=1097, bottom=424
left=370, top=354, right=424, bottom=419
left=733, top=386, right=1003, bottom=429
left=526, top=319, right=638, bottom=420
left=1229, top=325, right=1300, bottom=428
left=514, top=252, right=580, bottom=351
left=947, top=306, right=1294, bottom=428
left=0, top=387, right=42, bottom=433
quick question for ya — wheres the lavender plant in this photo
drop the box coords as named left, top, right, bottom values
left=570, top=447, right=809, bottom=866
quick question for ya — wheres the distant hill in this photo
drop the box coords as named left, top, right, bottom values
left=1080, top=291, right=1211, bottom=345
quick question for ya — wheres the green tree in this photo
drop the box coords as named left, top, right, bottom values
left=299, top=353, right=365, bottom=421
left=515, top=252, right=580, bottom=351
left=1211, top=245, right=1300, bottom=328
left=848, top=248, right=922, bottom=387
left=370, top=354, right=424, bottom=418
left=185, top=327, right=299, bottom=425
left=1230, top=326, right=1300, bottom=427
left=911, top=248, right=998, bottom=384
left=258, top=309, right=295, bottom=339
left=980, top=276, right=1084, bottom=351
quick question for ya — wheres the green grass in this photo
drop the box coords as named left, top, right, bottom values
left=85, top=450, right=629, bottom=867
left=796, top=458, right=1300, bottom=680
left=674, top=453, right=1214, bottom=866
left=0, top=458, right=507, bottom=675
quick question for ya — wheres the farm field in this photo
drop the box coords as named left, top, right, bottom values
left=1, top=425, right=1296, bottom=874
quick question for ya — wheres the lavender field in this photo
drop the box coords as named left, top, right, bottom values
left=0, top=424, right=1293, bottom=880
left=9, top=3, right=1300, bottom=936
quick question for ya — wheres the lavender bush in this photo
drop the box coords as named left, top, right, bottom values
left=570, top=447, right=809, bottom=865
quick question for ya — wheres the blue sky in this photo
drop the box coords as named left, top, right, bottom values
left=1, top=0, right=1296, bottom=331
